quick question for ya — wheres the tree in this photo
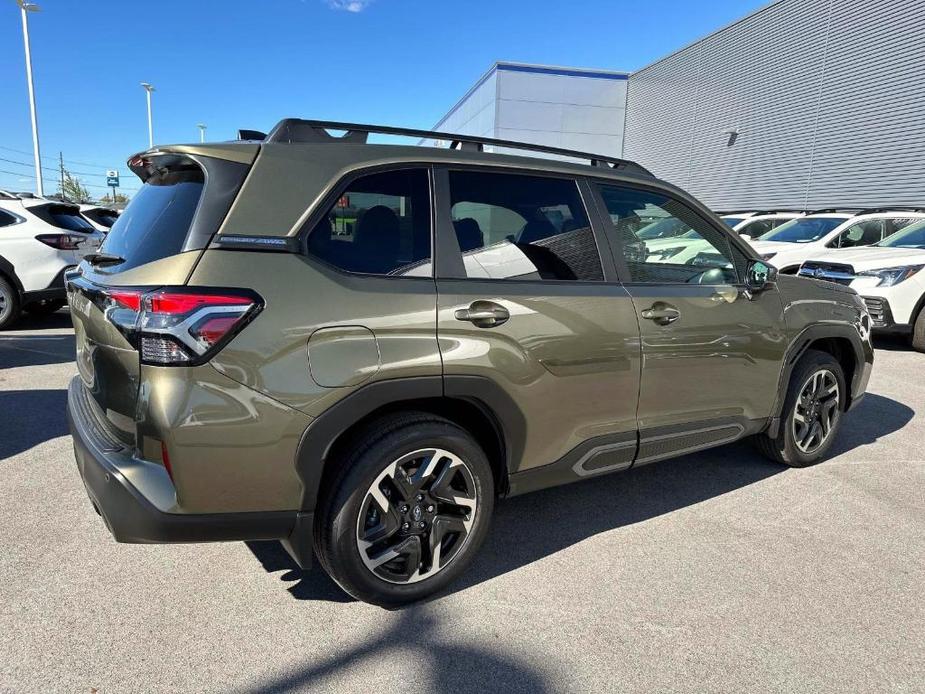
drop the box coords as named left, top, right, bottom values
left=60, top=169, right=91, bottom=203
left=97, top=192, right=129, bottom=205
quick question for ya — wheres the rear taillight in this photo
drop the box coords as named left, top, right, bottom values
left=101, top=286, right=262, bottom=366
left=36, top=233, right=83, bottom=250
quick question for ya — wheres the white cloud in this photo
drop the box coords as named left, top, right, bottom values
left=327, top=0, right=372, bottom=13
left=326, top=0, right=371, bottom=12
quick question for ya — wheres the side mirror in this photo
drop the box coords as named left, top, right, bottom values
left=739, top=233, right=752, bottom=241
left=745, top=259, right=777, bottom=294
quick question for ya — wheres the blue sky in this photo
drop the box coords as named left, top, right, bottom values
left=0, top=0, right=767, bottom=198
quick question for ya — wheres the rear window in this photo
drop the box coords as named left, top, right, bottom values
left=100, top=168, right=204, bottom=271
left=31, top=204, right=96, bottom=233
left=83, top=209, right=119, bottom=228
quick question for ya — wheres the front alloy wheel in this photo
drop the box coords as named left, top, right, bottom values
left=791, top=369, right=840, bottom=454
left=357, top=448, right=478, bottom=584
left=754, top=349, right=846, bottom=467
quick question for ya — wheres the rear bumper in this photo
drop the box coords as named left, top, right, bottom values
left=67, top=376, right=300, bottom=546
left=22, top=265, right=74, bottom=304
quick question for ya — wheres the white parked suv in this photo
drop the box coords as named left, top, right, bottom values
left=0, top=191, right=105, bottom=329
left=799, top=220, right=925, bottom=350
left=640, top=211, right=804, bottom=266
left=750, top=209, right=925, bottom=274
left=719, top=211, right=805, bottom=238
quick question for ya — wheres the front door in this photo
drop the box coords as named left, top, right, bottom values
left=434, top=168, right=641, bottom=478
left=592, top=182, right=788, bottom=465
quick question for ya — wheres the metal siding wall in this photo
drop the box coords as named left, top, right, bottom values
left=625, top=0, right=925, bottom=210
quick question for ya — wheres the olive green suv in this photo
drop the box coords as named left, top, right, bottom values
left=67, top=120, right=873, bottom=606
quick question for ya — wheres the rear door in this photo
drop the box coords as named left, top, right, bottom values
left=591, top=181, right=788, bottom=465
left=67, top=153, right=251, bottom=443
left=434, top=168, right=641, bottom=478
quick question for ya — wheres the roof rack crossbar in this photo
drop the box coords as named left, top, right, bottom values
left=262, top=118, right=653, bottom=177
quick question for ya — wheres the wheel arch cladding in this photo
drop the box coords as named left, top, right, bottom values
left=773, top=324, right=867, bottom=428
left=0, top=255, right=23, bottom=293
left=294, top=376, right=527, bottom=512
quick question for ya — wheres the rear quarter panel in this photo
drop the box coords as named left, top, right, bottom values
left=188, top=250, right=442, bottom=418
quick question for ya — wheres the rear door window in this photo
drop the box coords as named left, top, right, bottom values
left=886, top=217, right=922, bottom=235
left=446, top=170, right=603, bottom=281
left=834, top=220, right=885, bottom=248
left=100, top=168, right=204, bottom=271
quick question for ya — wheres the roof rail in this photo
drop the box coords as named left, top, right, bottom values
left=717, top=209, right=808, bottom=216
left=260, top=118, right=654, bottom=177
left=852, top=207, right=925, bottom=215
left=807, top=208, right=860, bottom=215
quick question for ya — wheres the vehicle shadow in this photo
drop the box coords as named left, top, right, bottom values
left=251, top=393, right=912, bottom=604
left=827, top=391, right=915, bottom=455
left=0, top=389, right=69, bottom=460
left=245, top=540, right=352, bottom=603
left=12, top=309, right=73, bottom=331
left=234, top=607, right=553, bottom=694
left=0, top=331, right=75, bottom=369
left=872, top=334, right=920, bottom=352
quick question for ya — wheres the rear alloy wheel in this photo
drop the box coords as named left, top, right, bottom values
left=356, top=448, right=478, bottom=584
left=315, top=413, right=494, bottom=607
left=755, top=349, right=846, bottom=467
left=0, top=276, right=20, bottom=331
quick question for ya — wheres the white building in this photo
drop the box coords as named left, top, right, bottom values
left=432, top=1, right=925, bottom=210
left=428, top=62, right=629, bottom=158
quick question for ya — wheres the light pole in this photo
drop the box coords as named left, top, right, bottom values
left=140, top=82, right=155, bottom=148
left=15, top=0, right=43, bottom=197
left=197, top=123, right=206, bottom=143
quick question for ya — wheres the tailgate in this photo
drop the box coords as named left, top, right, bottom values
left=67, top=275, right=142, bottom=443
left=65, top=147, right=255, bottom=444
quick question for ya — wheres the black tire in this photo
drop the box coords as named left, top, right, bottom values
left=756, top=349, right=846, bottom=467
left=24, top=299, right=65, bottom=316
left=911, top=304, right=925, bottom=353
left=0, top=275, right=20, bottom=331
left=314, top=412, right=495, bottom=607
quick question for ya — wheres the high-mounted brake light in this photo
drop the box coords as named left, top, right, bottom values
left=98, top=286, right=263, bottom=366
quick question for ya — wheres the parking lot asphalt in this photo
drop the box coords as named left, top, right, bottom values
left=1, top=310, right=923, bottom=693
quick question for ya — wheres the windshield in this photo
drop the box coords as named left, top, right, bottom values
left=877, top=220, right=925, bottom=249
left=721, top=217, right=745, bottom=228
left=758, top=216, right=845, bottom=243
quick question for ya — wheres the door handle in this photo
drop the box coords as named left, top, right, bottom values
left=455, top=301, right=510, bottom=328
left=641, top=303, right=681, bottom=326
